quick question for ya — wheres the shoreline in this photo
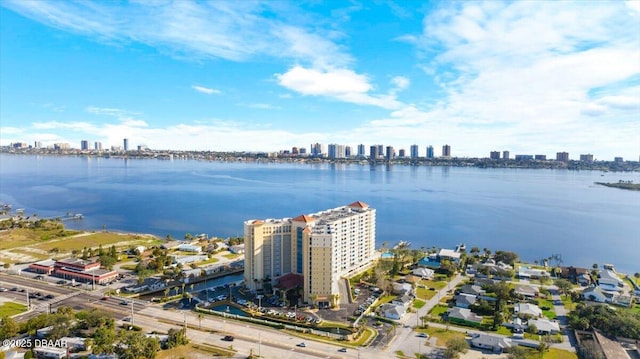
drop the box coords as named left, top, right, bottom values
left=2, top=150, right=639, bottom=172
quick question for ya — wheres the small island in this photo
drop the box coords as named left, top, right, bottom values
left=595, top=180, right=640, bottom=191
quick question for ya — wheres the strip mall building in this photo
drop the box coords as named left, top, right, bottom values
left=29, top=257, right=118, bottom=285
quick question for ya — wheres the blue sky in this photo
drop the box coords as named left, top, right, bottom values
left=1, top=1, right=639, bottom=160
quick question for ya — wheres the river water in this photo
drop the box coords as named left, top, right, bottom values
left=1, top=154, right=638, bottom=273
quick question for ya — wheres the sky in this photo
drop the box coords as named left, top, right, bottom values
left=1, top=1, right=639, bottom=160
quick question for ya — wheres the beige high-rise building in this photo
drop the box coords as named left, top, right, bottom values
left=244, top=201, right=376, bottom=307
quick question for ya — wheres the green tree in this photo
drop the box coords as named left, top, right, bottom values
left=443, top=337, right=469, bottom=359
left=554, top=278, right=573, bottom=297
left=99, top=255, right=117, bottom=270
left=167, top=327, right=189, bottom=348
left=0, top=316, right=18, bottom=340
left=507, top=346, right=527, bottom=359
left=92, top=326, right=117, bottom=354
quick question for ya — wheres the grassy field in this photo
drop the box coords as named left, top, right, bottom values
left=0, top=227, right=78, bottom=250
left=222, top=253, right=242, bottom=260
left=156, top=343, right=235, bottom=358
left=422, top=327, right=466, bottom=346
left=537, top=298, right=557, bottom=320
left=413, top=299, right=426, bottom=309
left=0, top=302, right=28, bottom=317
left=34, top=232, right=156, bottom=252
left=545, top=348, right=578, bottom=359
left=429, top=304, right=449, bottom=318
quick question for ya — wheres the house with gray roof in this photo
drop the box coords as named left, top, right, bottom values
left=459, top=284, right=485, bottom=296
left=470, top=333, right=513, bottom=353
left=528, top=318, right=560, bottom=334
left=514, top=303, right=542, bottom=318
left=454, top=293, right=477, bottom=308
left=446, top=307, right=483, bottom=326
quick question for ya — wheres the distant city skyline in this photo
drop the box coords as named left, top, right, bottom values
left=1, top=2, right=639, bottom=159
left=5, top=138, right=629, bottom=162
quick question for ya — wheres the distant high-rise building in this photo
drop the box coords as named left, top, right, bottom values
left=579, top=154, right=594, bottom=162
left=311, top=143, right=323, bottom=157
left=398, top=149, right=406, bottom=158
left=80, top=140, right=89, bottom=150
left=34, top=141, right=42, bottom=149
left=123, top=138, right=129, bottom=152
left=614, top=157, right=623, bottom=163
left=94, top=141, right=102, bottom=151
left=442, top=144, right=451, bottom=158
left=292, top=147, right=299, bottom=155
left=556, top=152, right=569, bottom=162
left=426, top=146, right=434, bottom=159
left=535, top=154, right=547, bottom=161
left=515, top=154, right=534, bottom=161
left=490, top=151, right=500, bottom=160
left=369, top=145, right=378, bottom=159
left=385, top=146, right=395, bottom=160
left=410, top=144, right=419, bottom=159
left=377, top=145, right=384, bottom=158
left=54, top=143, right=70, bottom=150
left=345, top=146, right=352, bottom=158
left=327, top=144, right=346, bottom=159
left=502, top=151, right=510, bottom=160
left=299, top=148, right=307, bottom=155
left=357, top=144, right=365, bottom=157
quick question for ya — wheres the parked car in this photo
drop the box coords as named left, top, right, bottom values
left=417, top=333, right=429, bottom=338
left=338, top=348, right=347, bottom=352
left=222, top=335, right=234, bottom=341
left=296, top=342, right=306, bottom=347
left=120, top=300, right=128, bottom=305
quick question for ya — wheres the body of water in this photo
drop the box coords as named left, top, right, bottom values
left=1, top=154, right=638, bottom=273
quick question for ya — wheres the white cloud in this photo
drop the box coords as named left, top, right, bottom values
left=0, top=127, right=23, bottom=135
left=390, top=76, right=410, bottom=93
left=191, top=85, right=221, bottom=95
left=276, top=66, right=403, bottom=109
left=86, top=106, right=139, bottom=118
left=244, top=103, right=281, bottom=110
left=3, top=1, right=350, bottom=69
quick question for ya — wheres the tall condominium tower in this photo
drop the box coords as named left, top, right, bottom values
left=123, top=138, right=129, bottom=152
left=490, top=151, right=500, bottom=160
left=80, top=140, right=89, bottom=150
left=426, top=145, right=434, bottom=159
left=442, top=144, right=451, bottom=158
left=556, top=152, right=569, bottom=162
left=502, top=151, right=510, bottom=160
left=410, top=144, right=419, bottom=159
left=357, top=144, right=366, bottom=157
left=244, top=201, right=376, bottom=308
left=385, top=146, right=395, bottom=160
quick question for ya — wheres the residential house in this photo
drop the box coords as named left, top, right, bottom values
left=412, top=267, right=435, bottom=279
left=518, top=267, right=549, bottom=280
left=470, top=333, right=513, bottom=353
left=229, top=244, right=245, bottom=254
left=177, top=243, right=202, bottom=253
left=560, top=266, right=591, bottom=286
left=514, top=285, right=539, bottom=299
left=582, top=286, right=609, bottom=303
left=598, top=269, right=624, bottom=291
left=160, top=241, right=181, bottom=250
left=446, top=307, right=483, bottom=326
left=380, top=303, right=407, bottom=320
left=392, top=294, right=414, bottom=309
left=528, top=318, right=560, bottom=334
left=392, top=282, right=413, bottom=296
left=514, top=303, right=542, bottom=318
left=454, top=293, right=477, bottom=308
left=459, top=284, right=485, bottom=296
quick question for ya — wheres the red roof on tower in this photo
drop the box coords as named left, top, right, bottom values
left=347, top=201, right=369, bottom=209
left=292, top=214, right=315, bottom=222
